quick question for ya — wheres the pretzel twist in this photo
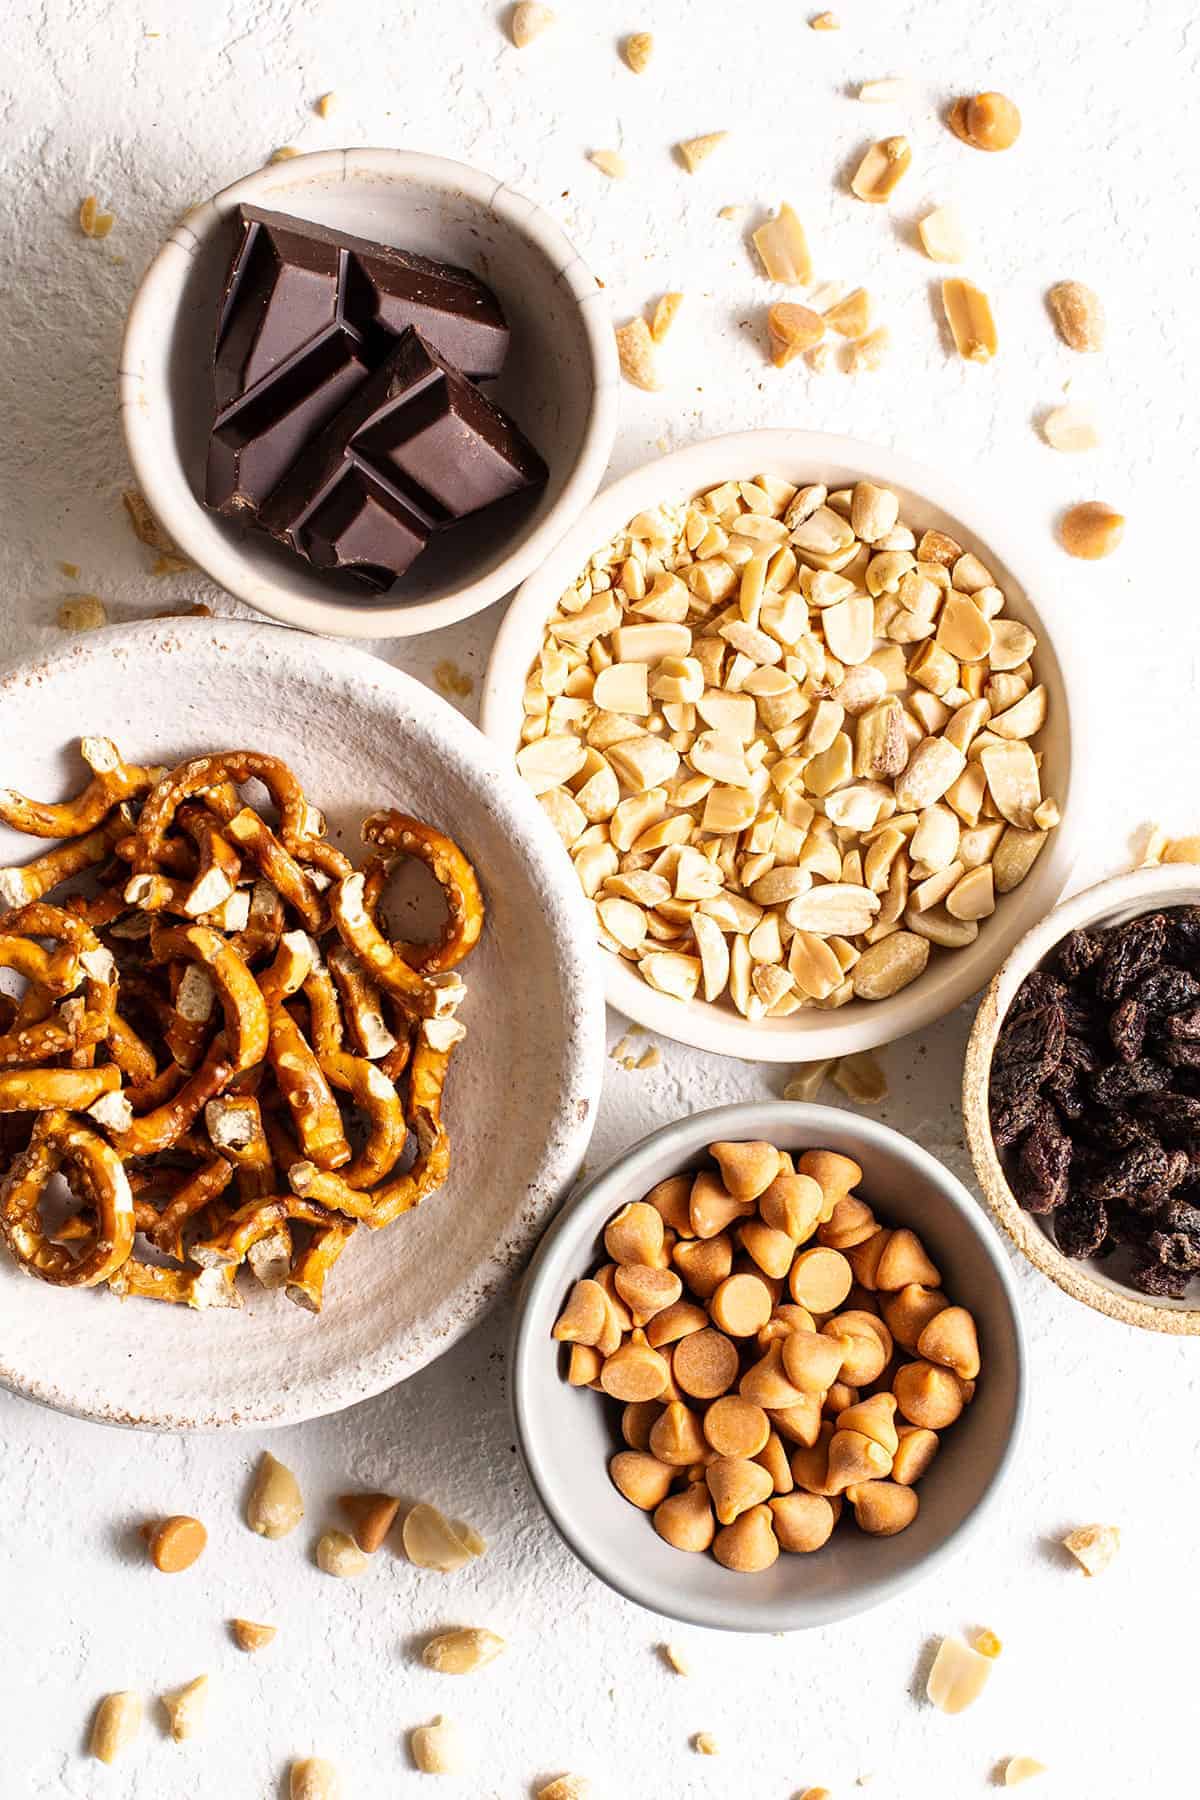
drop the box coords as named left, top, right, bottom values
left=304, top=964, right=407, bottom=1190
left=360, top=810, right=485, bottom=973
left=0, top=1110, right=134, bottom=1286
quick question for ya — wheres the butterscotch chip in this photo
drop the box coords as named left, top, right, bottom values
left=610, top=1449, right=675, bottom=1510
left=961, top=91, right=1021, bottom=151
left=893, top=1359, right=964, bottom=1428
left=709, top=1271, right=774, bottom=1337
left=144, top=1514, right=207, bottom=1573
left=673, top=1326, right=740, bottom=1398
left=673, top=1235, right=734, bottom=1300
left=1059, top=501, right=1123, bottom=559
left=788, top=1247, right=853, bottom=1312
left=231, top=1618, right=276, bottom=1652
left=600, top=1332, right=670, bottom=1402
left=704, top=1395, right=770, bottom=1458
left=710, top=1140, right=781, bottom=1201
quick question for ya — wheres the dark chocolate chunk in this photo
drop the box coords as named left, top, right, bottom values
left=259, top=327, right=548, bottom=591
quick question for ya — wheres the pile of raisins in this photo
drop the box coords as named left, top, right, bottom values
left=987, top=905, right=1200, bottom=1298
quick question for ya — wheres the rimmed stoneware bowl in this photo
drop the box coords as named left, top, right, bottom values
left=0, top=618, right=606, bottom=1429
left=513, top=1101, right=1026, bottom=1631
left=119, top=148, right=619, bottom=639
left=964, top=864, right=1200, bottom=1335
left=480, top=429, right=1083, bottom=1062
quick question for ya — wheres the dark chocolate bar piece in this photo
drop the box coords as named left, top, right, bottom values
left=259, top=327, right=548, bottom=592
left=214, top=205, right=509, bottom=405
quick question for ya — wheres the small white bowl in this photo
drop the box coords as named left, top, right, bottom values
left=480, top=430, right=1083, bottom=1062
left=513, top=1101, right=1026, bottom=1632
left=119, top=149, right=619, bottom=639
left=964, top=864, right=1200, bottom=1335
left=0, top=617, right=606, bottom=1429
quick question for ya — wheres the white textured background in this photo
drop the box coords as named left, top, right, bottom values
left=1, top=1, right=1197, bottom=1794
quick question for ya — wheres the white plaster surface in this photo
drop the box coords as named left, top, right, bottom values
left=1, top=0, right=1197, bottom=1793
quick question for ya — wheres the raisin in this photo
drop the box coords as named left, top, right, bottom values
left=1085, top=1143, right=1186, bottom=1209
left=1012, top=970, right=1068, bottom=1014
left=1163, top=1005, right=1200, bottom=1042
left=1136, top=1093, right=1200, bottom=1142
left=993, top=1002, right=1067, bottom=1075
left=1012, top=1113, right=1073, bottom=1214
left=1073, top=1110, right=1152, bottom=1154
left=1096, top=913, right=1167, bottom=1002
left=1044, top=1062, right=1086, bottom=1121
left=1131, top=965, right=1200, bottom=1015
left=1148, top=1230, right=1200, bottom=1272
left=1159, top=1196, right=1200, bottom=1237
left=1160, top=1039, right=1200, bottom=1069
left=1089, top=1057, right=1171, bottom=1107
left=1163, top=905, right=1200, bottom=966
left=990, top=1084, right=1044, bottom=1150
left=1108, top=997, right=1147, bottom=1063
left=1128, top=1258, right=1193, bottom=1299
left=1053, top=1193, right=1108, bottom=1259
left=1057, top=928, right=1104, bottom=981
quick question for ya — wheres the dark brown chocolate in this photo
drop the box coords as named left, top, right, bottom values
left=258, top=327, right=548, bottom=592
left=206, top=206, right=510, bottom=519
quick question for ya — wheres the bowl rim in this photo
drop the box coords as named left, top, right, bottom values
left=963, top=862, right=1200, bottom=1336
left=118, top=146, right=620, bottom=641
left=479, top=427, right=1086, bottom=1062
left=511, top=1099, right=1028, bottom=1631
left=0, top=615, right=608, bottom=1428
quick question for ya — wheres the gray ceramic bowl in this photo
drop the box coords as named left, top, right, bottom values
left=513, top=1101, right=1026, bottom=1631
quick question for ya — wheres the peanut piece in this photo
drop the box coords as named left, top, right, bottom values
left=246, top=1452, right=304, bottom=1539
left=422, top=1628, right=507, bottom=1674
left=510, top=3, right=555, bottom=47
left=231, top=1618, right=276, bottom=1652
left=411, top=1715, right=465, bottom=1774
left=941, top=279, right=998, bottom=362
left=851, top=137, right=912, bottom=203
left=926, top=1635, right=993, bottom=1712
left=90, top=1692, right=142, bottom=1765
left=1062, top=1522, right=1120, bottom=1575
left=623, top=32, right=653, bottom=72
left=1047, top=280, right=1105, bottom=352
left=160, top=1674, right=209, bottom=1743
left=291, top=1760, right=341, bottom=1800
left=1060, top=502, right=1124, bottom=559
left=753, top=204, right=813, bottom=285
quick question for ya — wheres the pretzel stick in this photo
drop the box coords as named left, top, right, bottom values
left=230, top=879, right=286, bottom=966
left=0, top=1109, right=134, bottom=1285
left=0, top=934, right=81, bottom=997
left=175, top=804, right=242, bottom=917
left=190, top=1193, right=339, bottom=1267
left=360, top=810, right=484, bottom=973
left=0, top=1066, right=121, bottom=1112
left=0, top=1007, right=109, bottom=1067
left=109, top=1259, right=241, bottom=1309
left=125, top=1063, right=185, bottom=1114
left=218, top=808, right=324, bottom=931
left=286, top=1215, right=356, bottom=1313
left=108, top=1034, right=233, bottom=1157
left=327, top=944, right=398, bottom=1060
left=266, top=1005, right=350, bottom=1170
left=112, top=832, right=195, bottom=876
left=163, top=963, right=217, bottom=1071
left=145, top=1153, right=235, bottom=1261
left=329, top=873, right=443, bottom=1016
left=0, top=807, right=132, bottom=908
left=304, top=964, right=406, bottom=1189
left=256, top=931, right=315, bottom=1010
left=148, top=922, right=268, bottom=1073
left=0, top=738, right=164, bottom=840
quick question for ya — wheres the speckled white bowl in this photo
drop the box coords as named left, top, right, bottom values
left=965, top=864, right=1200, bottom=1334
left=120, top=148, right=619, bottom=638
left=0, top=618, right=605, bottom=1429
left=513, top=1102, right=1026, bottom=1632
left=480, top=430, right=1083, bottom=1062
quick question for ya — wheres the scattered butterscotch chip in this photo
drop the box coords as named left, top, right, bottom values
left=954, top=91, right=1021, bottom=152
left=615, top=316, right=660, bottom=391
left=589, top=150, right=627, bottom=180
left=833, top=1049, right=888, bottom=1102
left=339, top=1491, right=401, bottom=1552
left=767, top=302, right=825, bottom=367
left=79, top=195, right=115, bottom=239
left=824, top=287, right=871, bottom=338
left=650, top=292, right=685, bottom=342
left=160, top=1674, right=209, bottom=1742
left=850, top=136, right=912, bottom=203
left=269, top=146, right=301, bottom=163
left=810, top=10, right=840, bottom=26
left=58, top=560, right=80, bottom=579
left=974, top=1626, right=1003, bottom=1658
left=845, top=325, right=890, bottom=372
left=143, top=1514, right=207, bottom=1573
left=858, top=77, right=910, bottom=102
left=623, top=31, right=653, bottom=72
left=231, top=1618, right=277, bottom=1652
left=752, top=203, right=813, bottom=285
left=662, top=1642, right=690, bottom=1675
left=677, top=132, right=728, bottom=173
left=926, top=1634, right=993, bottom=1713
left=941, top=278, right=998, bottom=362
left=1005, top=1757, right=1047, bottom=1786
left=1062, top=1522, right=1120, bottom=1574
left=1059, top=502, right=1124, bottom=560
left=694, top=1733, right=720, bottom=1755
left=1047, top=280, right=1105, bottom=352
left=315, top=92, right=337, bottom=118
left=511, top=1, right=555, bottom=46
left=56, top=594, right=107, bottom=632
left=1042, top=404, right=1100, bottom=452
left=918, top=204, right=968, bottom=264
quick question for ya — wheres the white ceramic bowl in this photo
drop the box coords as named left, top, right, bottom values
left=480, top=430, right=1082, bottom=1062
left=964, top=864, right=1200, bottom=1335
left=513, top=1102, right=1026, bottom=1631
left=120, top=149, right=619, bottom=639
left=0, top=618, right=606, bottom=1429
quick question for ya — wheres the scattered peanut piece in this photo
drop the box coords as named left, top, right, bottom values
left=806, top=341, right=836, bottom=374
left=1042, top=404, right=1100, bottom=452
left=824, top=287, right=871, bottom=339
left=662, top=1642, right=690, bottom=1675
left=291, top=1757, right=341, bottom=1799
left=941, top=278, right=998, bottom=362
left=752, top=204, right=813, bottom=285
left=846, top=325, right=890, bottom=371
left=537, top=1778, right=593, bottom=1800
left=810, top=10, right=839, bottom=26
left=636, top=1045, right=662, bottom=1069
left=783, top=1062, right=837, bottom=1102
left=1164, top=834, right=1200, bottom=864
left=269, top=146, right=301, bottom=163
left=433, top=658, right=474, bottom=699
left=589, top=150, right=627, bottom=180
left=918, top=204, right=969, bottom=264
left=122, top=487, right=178, bottom=554
left=90, top=1692, right=142, bottom=1764
left=650, top=293, right=685, bottom=343
left=1059, top=502, right=1124, bottom=560
left=623, top=31, right=653, bottom=72
left=1047, top=280, right=1105, bottom=352
left=768, top=302, right=825, bottom=367
left=160, top=1674, right=209, bottom=1743
left=317, top=1528, right=369, bottom=1577
left=510, top=2, right=555, bottom=47
left=79, top=194, right=115, bottom=239
left=718, top=204, right=745, bottom=221
left=950, top=91, right=1022, bottom=151
left=974, top=1626, right=1003, bottom=1658
left=851, top=136, right=912, bottom=203
left=1005, top=1757, right=1047, bottom=1785
left=58, top=560, right=80, bottom=578
left=402, top=1502, right=485, bottom=1571
left=143, top=1514, right=207, bottom=1573
left=694, top=1732, right=720, bottom=1755
left=422, top=1628, right=507, bottom=1674
left=834, top=1049, right=888, bottom=1102
left=56, top=594, right=107, bottom=632
left=246, top=1451, right=304, bottom=1539
left=231, top=1618, right=277, bottom=1652
left=1062, top=1522, right=1120, bottom=1575
left=858, top=78, right=910, bottom=103
left=677, top=132, right=728, bottom=173
left=315, top=92, right=337, bottom=118
left=411, top=1715, right=465, bottom=1774
left=926, top=1634, right=993, bottom=1712
left=615, top=317, right=660, bottom=391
